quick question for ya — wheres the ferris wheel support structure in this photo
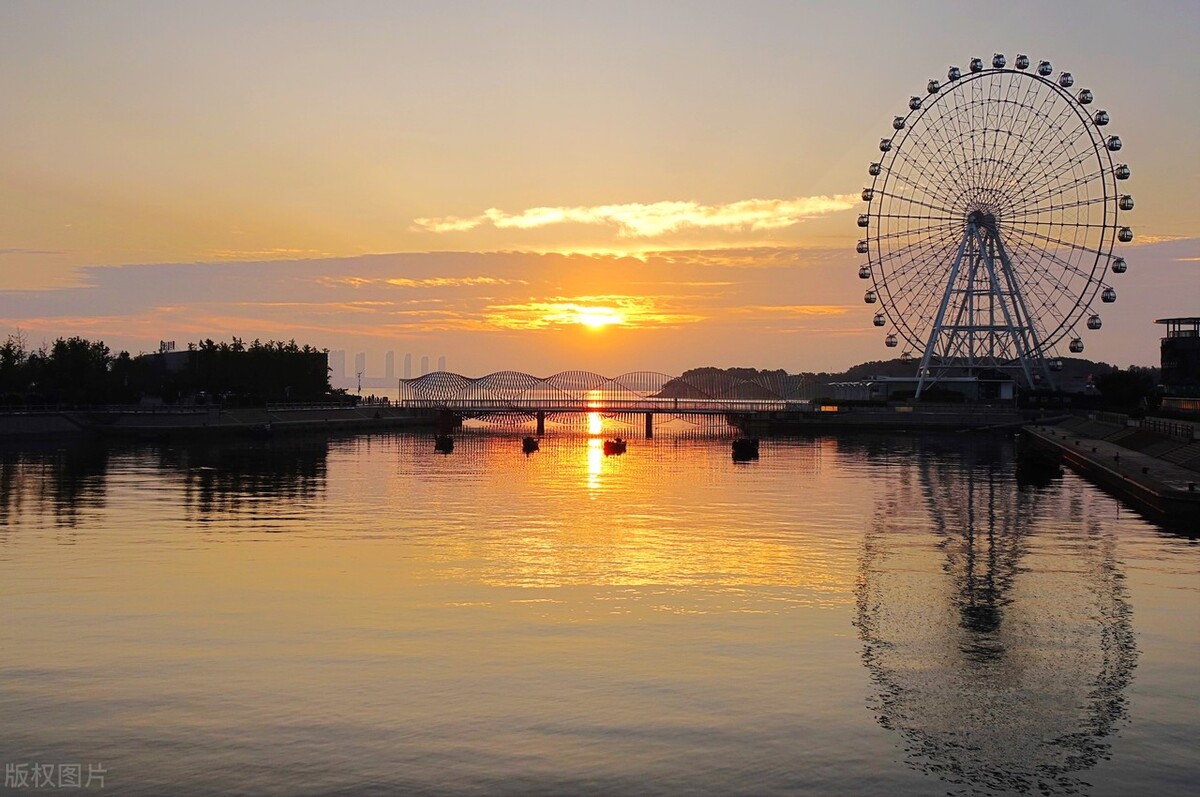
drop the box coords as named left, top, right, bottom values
left=916, top=210, right=1055, bottom=397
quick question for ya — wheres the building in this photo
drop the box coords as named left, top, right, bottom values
left=828, top=375, right=1014, bottom=403
left=329, top=350, right=346, bottom=381
left=1156, top=317, right=1200, bottom=414
left=385, top=351, right=395, bottom=380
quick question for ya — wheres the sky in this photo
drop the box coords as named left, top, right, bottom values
left=1, top=0, right=1197, bottom=377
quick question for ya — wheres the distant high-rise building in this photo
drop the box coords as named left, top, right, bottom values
left=329, top=350, right=346, bottom=381
left=437, top=355, right=446, bottom=372
left=420, top=356, right=429, bottom=375
left=354, top=352, right=366, bottom=378
left=403, top=353, right=412, bottom=379
left=385, top=351, right=395, bottom=380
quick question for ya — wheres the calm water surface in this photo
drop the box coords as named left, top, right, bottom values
left=0, top=427, right=1197, bottom=796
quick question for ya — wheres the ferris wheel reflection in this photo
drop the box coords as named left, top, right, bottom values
left=853, top=436, right=1137, bottom=795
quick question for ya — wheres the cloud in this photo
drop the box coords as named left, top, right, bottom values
left=207, top=248, right=332, bottom=259
left=413, top=195, right=858, bottom=238
left=484, top=295, right=705, bottom=330
left=0, top=248, right=67, bottom=256
left=316, top=275, right=526, bottom=289
left=1127, top=234, right=1190, bottom=246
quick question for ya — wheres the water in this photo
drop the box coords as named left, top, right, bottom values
left=0, top=428, right=1196, bottom=796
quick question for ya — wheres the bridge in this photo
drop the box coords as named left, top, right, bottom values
left=396, top=370, right=820, bottom=435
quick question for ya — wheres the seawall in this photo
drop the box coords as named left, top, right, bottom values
left=1023, top=417, right=1200, bottom=527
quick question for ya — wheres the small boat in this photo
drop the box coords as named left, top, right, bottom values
left=522, top=436, right=539, bottom=454
left=602, top=437, right=627, bottom=456
left=732, top=437, right=760, bottom=461
left=434, top=434, right=454, bottom=454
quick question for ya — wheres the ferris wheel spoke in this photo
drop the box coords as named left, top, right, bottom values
left=878, top=235, right=960, bottom=284
left=1005, top=168, right=1109, bottom=212
left=869, top=224, right=959, bottom=250
left=1004, top=223, right=1111, bottom=261
left=874, top=165, right=961, bottom=215
left=1001, top=229, right=1104, bottom=303
left=899, top=98, right=984, bottom=202
left=976, top=73, right=1020, bottom=194
left=1005, top=218, right=1113, bottom=230
left=1003, top=227, right=1101, bottom=285
left=1019, top=146, right=1108, bottom=203
left=1001, top=258, right=1078, bottom=345
left=1021, top=144, right=1104, bottom=201
left=873, top=167, right=961, bottom=217
left=879, top=231, right=962, bottom=284
left=994, top=239, right=1078, bottom=340
left=992, top=74, right=1041, bottom=177
left=874, top=195, right=960, bottom=221
left=1006, top=89, right=1082, bottom=182
left=887, top=139, right=971, bottom=210
left=882, top=236, right=965, bottom=309
left=872, top=212, right=960, bottom=222
left=1018, top=112, right=1107, bottom=195
left=878, top=231, right=961, bottom=285
left=924, top=85, right=982, bottom=205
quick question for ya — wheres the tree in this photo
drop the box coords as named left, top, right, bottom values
left=1095, top=366, right=1158, bottom=412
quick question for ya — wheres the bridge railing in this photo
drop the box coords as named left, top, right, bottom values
left=394, top=398, right=815, bottom=413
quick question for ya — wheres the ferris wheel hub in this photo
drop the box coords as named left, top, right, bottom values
left=965, top=210, right=998, bottom=233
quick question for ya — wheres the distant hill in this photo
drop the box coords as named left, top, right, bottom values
left=670, top=358, right=1150, bottom=397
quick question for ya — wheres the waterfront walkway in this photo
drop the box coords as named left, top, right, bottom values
left=1024, top=414, right=1200, bottom=526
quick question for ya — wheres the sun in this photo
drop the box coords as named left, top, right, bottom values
left=575, top=306, right=623, bottom=329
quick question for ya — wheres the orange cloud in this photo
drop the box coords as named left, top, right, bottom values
left=485, top=296, right=704, bottom=330
left=414, top=195, right=858, bottom=238
left=316, top=276, right=524, bottom=289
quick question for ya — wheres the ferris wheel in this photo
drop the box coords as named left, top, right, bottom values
left=856, top=53, right=1132, bottom=396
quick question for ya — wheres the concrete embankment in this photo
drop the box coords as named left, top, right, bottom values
left=1023, top=415, right=1200, bottom=526
left=742, top=404, right=1043, bottom=432
left=0, top=405, right=435, bottom=440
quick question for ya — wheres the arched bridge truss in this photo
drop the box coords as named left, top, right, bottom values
left=397, top=370, right=817, bottom=427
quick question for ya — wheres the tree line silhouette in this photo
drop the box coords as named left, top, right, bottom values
left=1, top=334, right=334, bottom=406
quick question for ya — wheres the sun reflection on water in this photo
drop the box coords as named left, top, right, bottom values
left=586, top=437, right=603, bottom=494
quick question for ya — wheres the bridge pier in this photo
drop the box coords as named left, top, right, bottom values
left=645, top=412, right=654, bottom=439
left=436, top=409, right=461, bottom=434
left=536, top=411, right=545, bottom=436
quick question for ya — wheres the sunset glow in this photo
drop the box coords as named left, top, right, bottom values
left=576, top=307, right=623, bottom=329
left=0, top=4, right=1195, bottom=374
